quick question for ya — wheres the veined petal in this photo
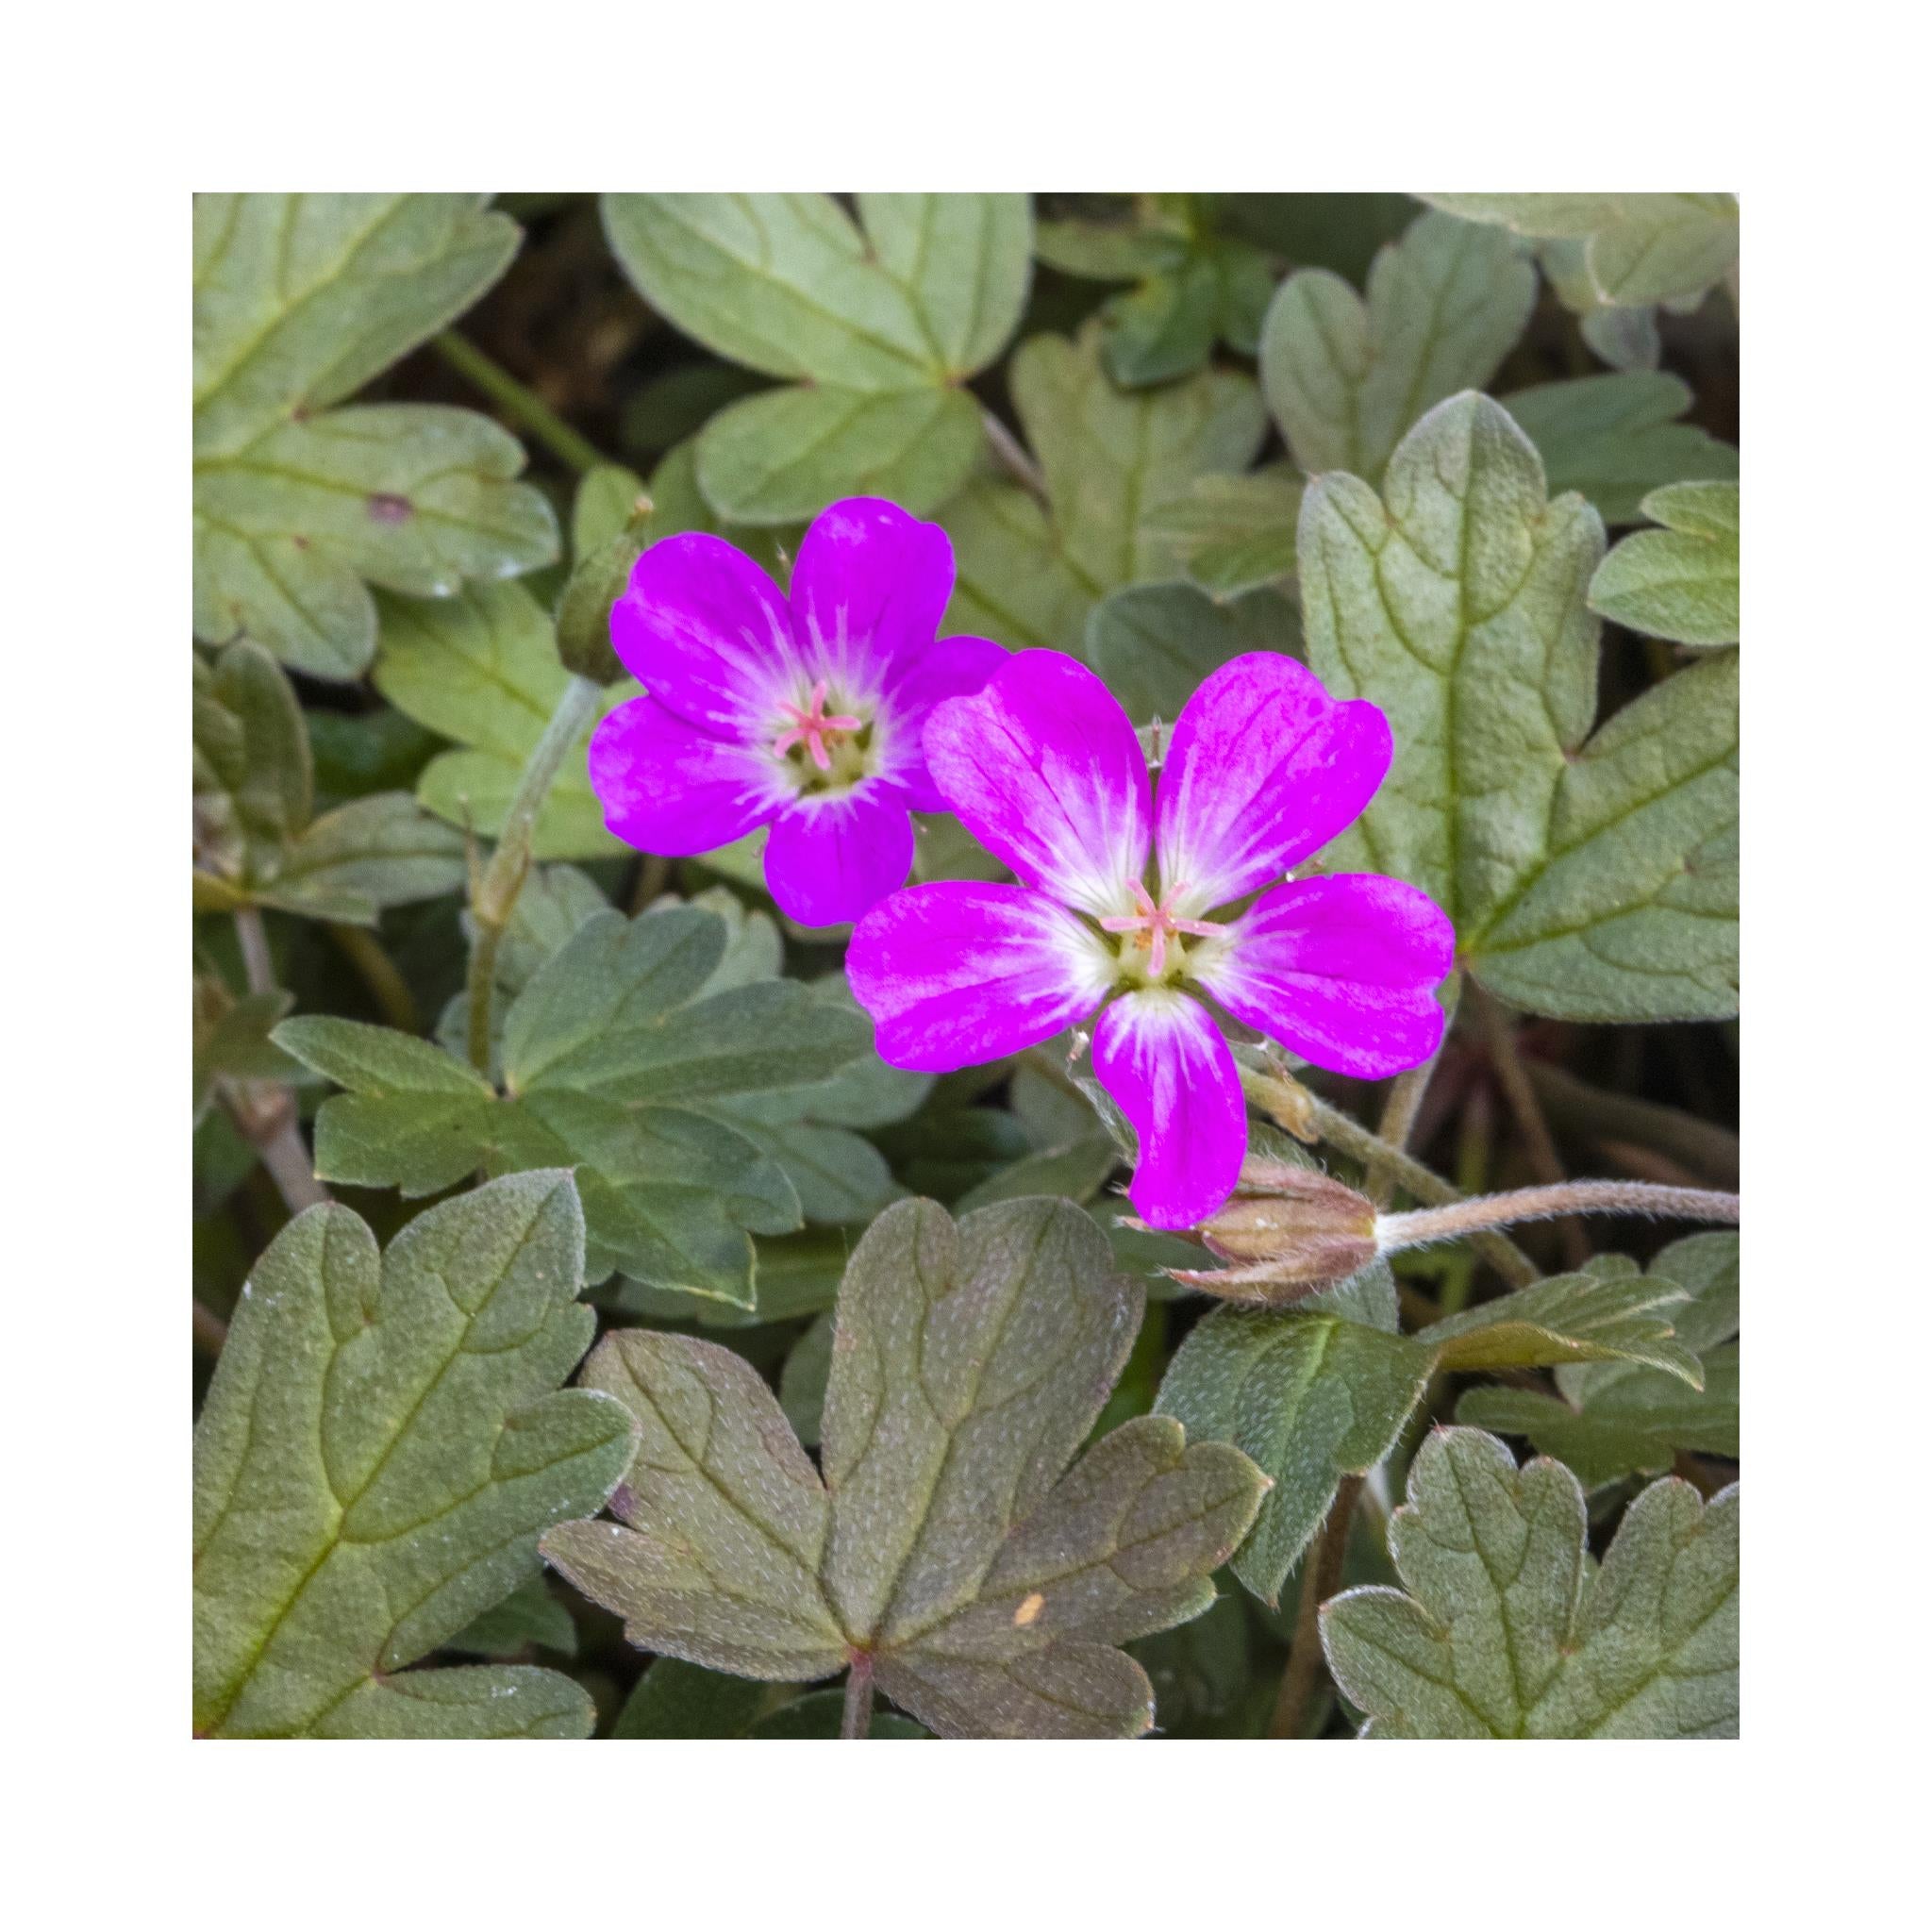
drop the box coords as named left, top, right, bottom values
left=589, top=694, right=785, bottom=856
left=1195, top=874, right=1455, bottom=1079
left=848, top=883, right=1113, bottom=1073
left=879, top=634, right=1008, bottom=810
left=763, top=783, right=917, bottom=928
left=924, top=651, right=1152, bottom=918
left=611, top=532, right=801, bottom=737
left=790, top=497, right=955, bottom=698
left=1157, top=653, right=1392, bottom=914
left=1091, top=991, right=1246, bottom=1230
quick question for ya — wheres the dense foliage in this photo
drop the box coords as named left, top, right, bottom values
left=193, top=192, right=1739, bottom=1740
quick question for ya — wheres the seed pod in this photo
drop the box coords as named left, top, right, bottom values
left=1165, top=1160, right=1378, bottom=1305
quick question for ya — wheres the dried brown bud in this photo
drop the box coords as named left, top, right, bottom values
left=1164, top=1161, right=1378, bottom=1306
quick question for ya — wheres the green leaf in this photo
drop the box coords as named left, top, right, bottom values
left=602, top=192, right=1030, bottom=522
left=1320, top=1426, right=1739, bottom=1737
left=939, top=476, right=1093, bottom=655
left=542, top=1198, right=1268, bottom=1738
left=1589, top=481, right=1740, bottom=645
left=1010, top=324, right=1270, bottom=591
left=1421, top=193, right=1739, bottom=308
left=192, top=1172, right=635, bottom=1737
left=257, top=791, right=467, bottom=924
left=1503, top=373, right=1740, bottom=525
left=1155, top=1305, right=1433, bottom=1604
left=193, top=980, right=297, bottom=1120
left=1139, top=468, right=1304, bottom=599
left=612, top=1658, right=770, bottom=1738
left=1090, top=582, right=1300, bottom=723
left=749, top=1692, right=928, bottom=1739
left=1458, top=1232, right=1739, bottom=1485
left=276, top=906, right=873, bottom=1303
left=193, top=194, right=558, bottom=678
left=1260, top=209, right=1535, bottom=483
left=1207, top=192, right=1418, bottom=284
left=444, top=1574, right=577, bottom=1657
left=1300, top=391, right=1739, bottom=1022
left=193, top=640, right=464, bottom=920
left=1422, top=1263, right=1703, bottom=1382
left=374, top=580, right=631, bottom=861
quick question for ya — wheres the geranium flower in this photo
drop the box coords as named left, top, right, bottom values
left=588, top=498, right=1005, bottom=926
left=847, top=651, right=1454, bottom=1229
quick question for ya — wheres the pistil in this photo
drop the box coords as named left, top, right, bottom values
left=1099, top=880, right=1222, bottom=979
left=774, top=679, right=863, bottom=771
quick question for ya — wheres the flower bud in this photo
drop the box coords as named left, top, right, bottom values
left=1166, top=1161, right=1378, bottom=1306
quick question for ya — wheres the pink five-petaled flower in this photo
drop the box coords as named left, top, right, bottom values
left=587, top=498, right=1006, bottom=927
left=846, top=651, right=1456, bottom=1230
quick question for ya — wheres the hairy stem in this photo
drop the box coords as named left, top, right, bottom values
left=226, top=909, right=331, bottom=1216
left=326, top=922, right=419, bottom=1034
left=1377, top=1179, right=1740, bottom=1253
left=1364, top=975, right=1460, bottom=1209
left=982, top=408, right=1049, bottom=504
left=1293, top=1091, right=1539, bottom=1289
left=1473, top=985, right=1591, bottom=1269
left=840, top=1654, right=875, bottom=1740
left=1269, top=1474, right=1362, bottom=1740
left=432, top=330, right=607, bottom=475
left=465, top=675, right=604, bottom=1075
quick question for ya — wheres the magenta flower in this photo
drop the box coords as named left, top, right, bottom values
left=847, top=651, right=1455, bottom=1229
left=588, top=498, right=1006, bottom=926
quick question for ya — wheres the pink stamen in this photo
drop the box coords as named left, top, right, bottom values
left=1098, top=879, right=1221, bottom=976
left=774, top=678, right=863, bottom=771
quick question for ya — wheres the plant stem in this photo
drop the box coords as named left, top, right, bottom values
left=326, top=922, right=419, bottom=1033
left=1472, top=985, right=1591, bottom=1269
left=226, top=908, right=332, bottom=1216
left=1269, top=1474, right=1361, bottom=1740
left=1377, top=1179, right=1740, bottom=1253
left=1295, top=1091, right=1539, bottom=1290
left=982, top=408, right=1049, bottom=504
left=465, top=675, right=604, bottom=1075
left=840, top=1654, right=875, bottom=1740
left=1364, top=975, right=1459, bottom=1209
left=433, top=330, right=607, bottom=475
left=234, top=905, right=275, bottom=996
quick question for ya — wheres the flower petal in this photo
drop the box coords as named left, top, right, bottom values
left=1195, top=874, right=1455, bottom=1078
left=848, top=883, right=1113, bottom=1073
left=878, top=634, right=1008, bottom=809
left=1156, top=653, right=1392, bottom=913
left=789, top=497, right=955, bottom=697
left=611, top=532, right=801, bottom=737
left=763, top=784, right=917, bottom=928
left=924, top=651, right=1152, bottom=917
left=1091, top=991, right=1246, bottom=1230
left=589, top=694, right=785, bottom=856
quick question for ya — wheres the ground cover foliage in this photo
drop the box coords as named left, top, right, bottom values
left=193, top=192, right=1739, bottom=1740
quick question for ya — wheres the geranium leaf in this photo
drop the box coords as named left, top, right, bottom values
left=256, top=791, right=467, bottom=925
left=1321, top=1426, right=1739, bottom=1737
left=1154, top=1303, right=1433, bottom=1604
left=1090, top=582, right=1301, bottom=723
left=602, top=192, right=1030, bottom=522
left=1260, top=209, right=1536, bottom=483
left=193, top=194, right=558, bottom=678
left=1504, top=373, right=1739, bottom=525
left=192, top=980, right=297, bottom=1120
left=276, top=906, right=874, bottom=1304
left=374, top=580, right=632, bottom=862
left=192, top=1172, right=635, bottom=1737
left=1421, top=193, right=1739, bottom=308
left=445, top=1574, right=577, bottom=1658
left=1590, top=481, right=1740, bottom=645
left=1300, top=391, right=1739, bottom=1022
left=940, top=476, right=1094, bottom=655
left=1139, top=468, right=1304, bottom=600
left=1421, top=1263, right=1704, bottom=1382
left=1010, top=324, right=1269, bottom=591
left=1459, top=1233, right=1739, bottom=1485
left=695, top=383, right=985, bottom=522
left=543, top=1198, right=1267, bottom=1738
